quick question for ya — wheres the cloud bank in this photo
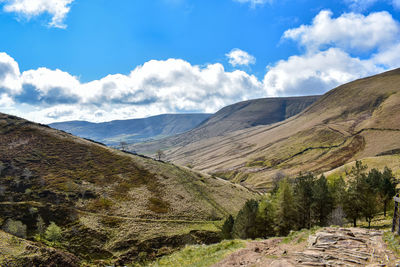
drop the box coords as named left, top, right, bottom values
left=1, top=10, right=400, bottom=123
left=0, top=54, right=263, bottom=123
left=0, top=0, right=74, bottom=28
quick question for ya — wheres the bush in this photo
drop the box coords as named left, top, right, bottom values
left=45, top=222, right=62, bottom=242
left=3, top=219, right=27, bottom=238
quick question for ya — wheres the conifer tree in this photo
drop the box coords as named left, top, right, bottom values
left=273, top=179, right=297, bottom=236
left=232, top=199, right=259, bottom=239
left=312, top=175, right=333, bottom=226
left=293, top=173, right=314, bottom=229
left=221, top=215, right=234, bottom=239
left=380, top=167, right=397, bottom=217
left=256, top=199, right=275, bottom=238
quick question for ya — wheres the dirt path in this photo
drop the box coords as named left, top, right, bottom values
left=212, top=227, right=400, bottom=266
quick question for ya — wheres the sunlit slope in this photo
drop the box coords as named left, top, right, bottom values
left=0, top=113, right=255, bottom=264
left=162, top=69, right=400, bottom=189
left=131, top=95, right=319, bottom=155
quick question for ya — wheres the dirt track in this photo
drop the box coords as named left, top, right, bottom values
left=213, top=228, right=400, bottom=266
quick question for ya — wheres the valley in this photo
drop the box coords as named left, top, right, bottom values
left=133, top=69, right=400, bottom=190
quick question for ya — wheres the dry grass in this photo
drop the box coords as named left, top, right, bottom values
left=133, top=69, right=400, bottom=189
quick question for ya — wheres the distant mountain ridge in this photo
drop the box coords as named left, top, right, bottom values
left=49, top=113, right=211, bottom=146
left=130, top=95, right=320, bottom=154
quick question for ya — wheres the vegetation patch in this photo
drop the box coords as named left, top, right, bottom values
left=143, top=240, right=245, bottom=267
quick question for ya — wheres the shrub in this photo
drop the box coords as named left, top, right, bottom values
left=3, top=219, right=27, bottom=238
left=45, top=222, right=62, bottom=242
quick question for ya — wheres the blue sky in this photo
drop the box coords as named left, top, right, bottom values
left=0, top=0, right=400, bottom=123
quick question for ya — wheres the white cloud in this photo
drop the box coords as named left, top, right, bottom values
left=226, top=49, right=256, bottom=67
left=263, top=48, right=383, bottom=96
left=284, top=10, right=400, bottom=53
left=234, top=0, right=271, bottom=7
left=0, top=52, right=22, bottom=94
left=265, top=10, right=400, bottom=97
left=0, top=53, right=264, bottom=123
left=0, top=0, right=74, bottom=28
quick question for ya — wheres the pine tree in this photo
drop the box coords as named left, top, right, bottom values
left=312, top=175, right=333, bottom=226
left=380, top=167, right=397, bottom=217
left=232, top=199, right=259, bottom=239
left=221, top=215, right=234, bottom=239
left=273, top=178, right=297, bottom=236
left=343, top=161, right=367, bottom=227
left=256, top=199, right=275, bottom=238
left=328, top=175, right=346, bottom=207
left=293, top=173, right=315, bottom=229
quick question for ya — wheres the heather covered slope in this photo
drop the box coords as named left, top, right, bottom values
left=0, top=113, right=255, bottom=265
left=155, top=69, right=400, bottom=190
left=49, top=113, right=211, bottom=146
left=131, top=95, right=319, bottom=155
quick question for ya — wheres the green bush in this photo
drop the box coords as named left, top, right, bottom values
left=45, top=222, right=62, bottom=242
left=3, top=219, right=27, bottom=238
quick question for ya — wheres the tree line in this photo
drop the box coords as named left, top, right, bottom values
left=221, top=161, right=398, bottom=240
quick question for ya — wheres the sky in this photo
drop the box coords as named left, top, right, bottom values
left=0, top=0, right=400, bottom=123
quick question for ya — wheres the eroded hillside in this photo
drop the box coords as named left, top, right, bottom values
left=0, top=113, right=256, bottom=265
left=153, top=69, right=400, bottom=190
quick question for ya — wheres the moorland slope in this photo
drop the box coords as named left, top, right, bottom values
left=0, top=113, right=255, bottom=265
left=149, top=69, right=400, bottom=190
left=131, top=96, right=319, bottom=155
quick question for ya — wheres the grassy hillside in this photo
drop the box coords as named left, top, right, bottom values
left=0, top=113, right=256, bottom=265
left=131, top=96, right=319, bottom=155
left=147, top=69, right=400, bottom=190
left=49, top=113, right=211, bottom=146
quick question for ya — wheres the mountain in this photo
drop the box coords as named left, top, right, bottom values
left=0, top=113, right=256, bottom=265
left=49, top=113, right=211, bottom=146
left=141, top=69, right=400, bottom=190
left=130, top=95, right=319, bottom=154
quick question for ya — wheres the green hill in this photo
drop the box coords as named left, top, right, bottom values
left=0, top=113, right=256, bottom=265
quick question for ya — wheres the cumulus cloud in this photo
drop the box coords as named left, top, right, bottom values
left=283, top=10, right=400, bottom=53
left=0, top=54, right=264, bottom=123
left=263, top=48, right=383, bottom=96
left=226, top=49, right=256, bottom=67
left=0, top=0, right=74, bottom=28
left=264, top=10, right=400, bottom=96
left=0, top=53, right=22, bottom=94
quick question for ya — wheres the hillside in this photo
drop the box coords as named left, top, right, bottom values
left=146, top=69, right=400, bottom=190
left=49, top=113, right=211, bottom=146
left=131, top=96, right=319, bottom=155
left=0, top=113, right=256, bottom=265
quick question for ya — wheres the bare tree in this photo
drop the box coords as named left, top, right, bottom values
left=120, top=141, right=128, bottom=151
left=156, top=150, right=165, bottom=161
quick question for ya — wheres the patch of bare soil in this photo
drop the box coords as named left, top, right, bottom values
left=212, top=228, right=400, bottom=266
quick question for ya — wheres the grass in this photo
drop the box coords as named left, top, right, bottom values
left=383, top=231, right=400, bottom=257
left=142, top=240, right=245, bottom=267
left=282, top=226, right=321, bottom=244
